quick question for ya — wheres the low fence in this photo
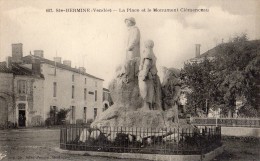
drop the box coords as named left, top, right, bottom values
left=60, top=125, right=221, bottom=155
left=190, top=117, right=260, bottom=127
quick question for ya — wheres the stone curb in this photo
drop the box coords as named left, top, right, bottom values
left=54, top=145, right=225, bottom=161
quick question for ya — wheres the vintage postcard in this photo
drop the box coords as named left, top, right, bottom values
left=0, top=0, right=259, bottom=161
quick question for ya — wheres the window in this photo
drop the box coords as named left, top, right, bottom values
left=17, top=80, right=26, bottom=94
left=71, top=106, right=75, bottom=124
left=94, top=108, right=97, bottom=120
left=72, top=74, right=74, bottom=82
left=53, top=82, right=57, bottom=97
left=95, top=90, right=97, bottom=102
left=83, top=107, right=87, bottom=123
left=85, top=78, right=87, bottom=84
left=95, top=81, right=97, bottom=87
left=72, top=85, right=75, bottom=99
left=50, top=106, right=57, bottom=124
left=84, top=88, right=87, bottom=100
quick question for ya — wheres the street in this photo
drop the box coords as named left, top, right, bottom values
left=0, top=128, right=146, bottom=161
left=0, top=128, right=259, bottom=161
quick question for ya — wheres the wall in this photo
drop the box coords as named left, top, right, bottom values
left=14, top=75, right=45, bottom=127
left=31, top=78, right=44, bottom=126
left=222, top=127, right=260, bottom=137
left=0, top=73, right=14, bottom=127
left=41, top=63, right=103, bottom=124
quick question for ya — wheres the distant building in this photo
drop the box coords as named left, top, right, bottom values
left=102, top=88, right=113, bottom=112
left=186, top=44, right=215, bottom=64
left=0, top=43, right=104, bottom=127
left=0, top=49, right=44, bottom=127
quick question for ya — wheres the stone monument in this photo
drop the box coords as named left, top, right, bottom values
left=92, top=17, right=192, bottom=129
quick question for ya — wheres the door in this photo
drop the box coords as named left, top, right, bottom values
left=0, top=97, right=8, bottom=126
left=18, top=103, right=26, bottom=127
left=18, top=110, right=26, bottom=127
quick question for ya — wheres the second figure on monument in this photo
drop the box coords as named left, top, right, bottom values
left=139, top=40, right=162, bottom=110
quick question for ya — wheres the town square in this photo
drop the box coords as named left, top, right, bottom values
left=0, top=0, right=259, bottom=161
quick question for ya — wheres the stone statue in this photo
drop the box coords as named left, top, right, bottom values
left=118, top=17, right=141, bottom=83
left=138, top=40, right=162, bottom=110
left=125, top=17, right=141, bottom=60
left=110, top=17, right=143, bottom=111
left=92, top=18, right=193, bottom=128
left=161, top=67, right=182, bottom=122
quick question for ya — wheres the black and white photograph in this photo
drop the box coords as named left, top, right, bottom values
left=0, top=0, right=259, bottom=160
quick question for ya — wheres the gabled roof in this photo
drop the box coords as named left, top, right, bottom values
left=23, top=55, right=104, bottom=81
left=0, top=62, right=44, bottom=78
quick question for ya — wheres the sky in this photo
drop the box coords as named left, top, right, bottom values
left=0, top=0, right=259, bottom=87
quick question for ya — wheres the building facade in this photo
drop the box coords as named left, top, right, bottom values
left=0, top=61, right=44, bottom=128
left=0, top=43, right=104, bottom=127
left=37, top=57, right=103, bottom=124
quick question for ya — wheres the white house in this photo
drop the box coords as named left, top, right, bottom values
left=23, top=51, right=104, bottom=124
left=1, top=43, right=104, bottom=127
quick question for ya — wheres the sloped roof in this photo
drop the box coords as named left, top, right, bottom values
left=23, top=55, right=104, bottom=81
left=198, top=39, right=260, bottom=58
left=0, top=62, right=13, bottom=73
left=0, top=62, right=44, bottom=78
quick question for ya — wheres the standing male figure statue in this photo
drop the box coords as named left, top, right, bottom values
left=118, top=17, right=141, bottom=83
left=125, top=17, right=140, bottom=60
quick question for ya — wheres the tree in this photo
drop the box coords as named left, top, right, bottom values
left=181, top=58, right=216, bottom=116
left=214, top=34, right=260, bottom=117
left=182, top=34, right=260, bottom=117
left=45, top=108, right=70, bottom=126
left=56, top=108, right=71, bottom=125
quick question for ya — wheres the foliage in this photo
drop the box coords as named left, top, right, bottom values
left=181, top=58, right=216, bottom=116
left=56, top=108, right=71, bottom=125
left=45, top=107, right=70, bottom=126
left=182, top=34, right=260, bottom=117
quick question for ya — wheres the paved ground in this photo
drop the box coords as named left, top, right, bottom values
left=0, top=128, right=259, bottom=161
left=214, top=137, right=260, bottom=161
left=0, top=128, right=146, bottom=161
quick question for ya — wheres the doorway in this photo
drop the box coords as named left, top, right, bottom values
left=18, top=103, right=26, bottom=127
left=18, top=110, right=26, bottom=127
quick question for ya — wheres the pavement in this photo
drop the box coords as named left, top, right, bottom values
left=0, top=128, right=259, bottom=161
left=0, top=128, right=146, bottom=161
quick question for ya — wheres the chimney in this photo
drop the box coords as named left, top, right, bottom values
left=34, top=50, right=44, bottom=58
left=12, top=43, right=23, bottom=63
left=32, top=57, right=41, bottom=74
left=79, top=67, right=86, bottom=73
left=195, top=44, right=201, bottom=57
left=54, top=57, right=61, bottom=63
left=63, top=60, right=71, bottom=67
